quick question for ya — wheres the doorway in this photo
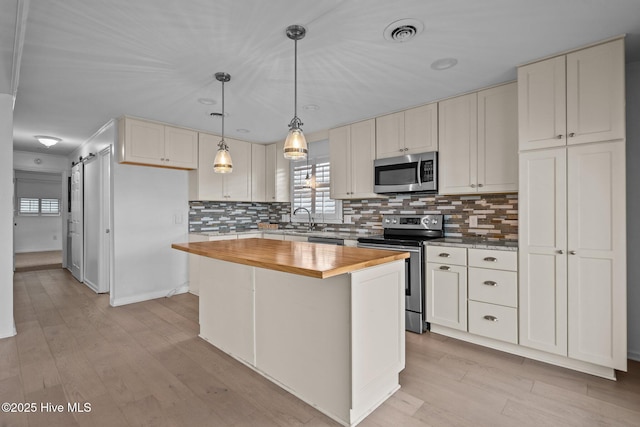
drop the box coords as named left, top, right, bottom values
left=13, top=170, right=64, bottom=272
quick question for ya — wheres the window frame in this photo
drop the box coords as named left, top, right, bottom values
left=290, top=148, right=342, bottom=224
left=18, top=197, right=61, bottom=216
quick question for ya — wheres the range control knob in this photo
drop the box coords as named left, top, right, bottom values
left=392, top=218, right=398, bottom=224
left=432, top=219, right=438, bottom=224
left=384, top=218, right=391, bottom=224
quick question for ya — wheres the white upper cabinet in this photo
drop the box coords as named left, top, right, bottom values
left=189, top=133, right=252, bottom=201
left=330, top=119, right=380, bottom=200
left=119, top=116, right=198, bottom=170
left=251, top=144, right=266, bottom=202
left=477, top=83, right=519, bottom=193
left=265, top=141, right=290, bottom=203
left=518, top=39, right=624, bottom=151
left=375, top=103, right=438, bottom=159
left=439, top=83, right=518, bottom=195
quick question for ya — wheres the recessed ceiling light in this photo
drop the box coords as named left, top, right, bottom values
left=34, top=135, right=61, bottom=147
left=431, top=58, right=458, bottom=71
left=303, top=104, right=320, bottom=111
left=198, top=98, right=216, bottom=105
left=383, top=19, right=424, bottom=42
left=236, top=129, right=250, bottom=134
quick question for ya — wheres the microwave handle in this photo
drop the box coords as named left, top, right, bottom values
left=417, top=158, right=422, bottom=186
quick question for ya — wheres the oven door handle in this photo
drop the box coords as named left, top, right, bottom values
left=417, top=158, right=422, bottom=186
left=357, top=243, right=421, bottom=253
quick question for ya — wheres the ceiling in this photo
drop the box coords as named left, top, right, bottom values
left=6, top=0, right=640, bottom=156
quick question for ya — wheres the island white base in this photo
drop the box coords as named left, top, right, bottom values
left=198, top=257, right=406, bottom=426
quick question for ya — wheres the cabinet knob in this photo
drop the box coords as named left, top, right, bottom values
left=399, top=149, right=404, bottom=152
left=470, top=184, right=476, bottom=188
left=483, top=280, right=497, bottom=287
left=557, top=250, right=564, bottom=255
left=404, top=148, right=409, bottom=151
left=483, top=257, right=498, bottom=262
left=568, top=132, right=575, bottom=138
left=483, top=315, right=498, bottom=322
left=165, top=158, right=170, bottom=161
left=438, top=253, right=450, bottom=258
left=439, top=266, right=450, bottom=271
left=478, top=184, right=484, bottom=188
left=557, top=135, right=563, bottom=139
left=160, top=158, right=165, bottom=161
left=569, top=250, right=577, bottom=255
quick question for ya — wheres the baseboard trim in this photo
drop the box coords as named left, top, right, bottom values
left=628, top=350, right=640, bottom=362
left=111, top=285, right=189, bottom=307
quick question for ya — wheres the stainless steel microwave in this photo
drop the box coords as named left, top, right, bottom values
left=374, top=151, right=438, bottom=194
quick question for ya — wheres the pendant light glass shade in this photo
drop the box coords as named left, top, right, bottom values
left=283, top=25, right=308, bottom=160
left=213, top=140, right=233, bottom=173
left=213, top=72, right=233, bottom=173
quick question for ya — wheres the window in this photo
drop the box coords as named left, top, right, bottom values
left=291, top=141, right=342, bottom=223
left=18, top=197, right=61, bottom=216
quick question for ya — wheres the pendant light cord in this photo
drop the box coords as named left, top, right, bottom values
left=221, top=80, right=225, bottom=143
left=294, top=37, right=297, bottom=120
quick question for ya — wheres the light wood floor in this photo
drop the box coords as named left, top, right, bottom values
left=2, top=269, right=639, bottom=427
left=14, top=251, right=63, bottom=272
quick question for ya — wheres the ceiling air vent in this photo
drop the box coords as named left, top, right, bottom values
left=383, top=19, right=424, bottom=42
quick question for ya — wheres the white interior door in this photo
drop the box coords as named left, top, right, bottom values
left=83, top=157, right=99, bottom=291
left=100, top=148, right=112, bottom=294
left=70, top=162, right=83, bottom=282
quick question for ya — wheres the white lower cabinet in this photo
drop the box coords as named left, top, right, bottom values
left=427, top=246, right=519, bottom=344
left=426, top=246, right=467, bottom=331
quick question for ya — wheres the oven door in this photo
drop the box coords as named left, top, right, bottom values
left=357, top=243, right=424, bottom=333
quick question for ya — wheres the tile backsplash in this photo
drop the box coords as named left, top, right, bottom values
left=189, top=193, right=518, bottom=241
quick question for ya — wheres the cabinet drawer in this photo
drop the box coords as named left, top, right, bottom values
left=468, top=301, right=518, bottom=344
left=468, top=248, right=517, bottom=271
left=426, top=246, right=467, bottom=266
left=468, top=267, right=518, bottom=308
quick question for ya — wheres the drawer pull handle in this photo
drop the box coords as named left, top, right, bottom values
left=483, top=281, right=497, bottom=287
left=483, top=257, right=498, bottom=262
left=483, top=315, right=498, bottom=322
left=438, top=253, right=450, bottom=258
left=439, top=266, right=450, bottom=271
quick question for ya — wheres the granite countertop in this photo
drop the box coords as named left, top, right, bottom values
left=427, top=237, right=518, bottom=251
left=172, top=238, right=408, bottom=279
left=191, top=229, right=383, bottom=241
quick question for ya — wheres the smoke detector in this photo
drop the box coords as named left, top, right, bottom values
left=383, top=19, right=424, bottom=42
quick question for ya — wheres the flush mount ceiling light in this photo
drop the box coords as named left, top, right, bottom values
left=431, top=57, right=458, bottom=71
left=283, top=24, right=308, bottom=161
left=383, top=19, right=424, bottom=42
left=212, top=72, right=233, bottom=174
left=35, top=135, right=61, bottom=148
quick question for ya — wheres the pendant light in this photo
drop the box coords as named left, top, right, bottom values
left=213, top=72, right=233, bottom=173
left=283, top=24, right=308, bottom=160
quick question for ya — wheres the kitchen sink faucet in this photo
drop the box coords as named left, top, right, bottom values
left=293, top=207, right=315, bottom=231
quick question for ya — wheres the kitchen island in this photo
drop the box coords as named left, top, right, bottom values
left=172, top=238, right=408, bottom=427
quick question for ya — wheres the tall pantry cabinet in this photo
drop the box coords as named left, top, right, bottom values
left=518, top=38, right=627, bottom=373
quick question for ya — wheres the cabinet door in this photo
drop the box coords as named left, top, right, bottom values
left=517, top=56, right=566, bottom=151
left=329, top=125, right=351, bottom=199
left=426, top=262, right=467, bottom=331
left=251, top=144, right=266, bottom=202
left=164, top=126, right=198, bottom=169
left=191, top=133, right=224, bottom=200
left=224, top=138, right=252, bottom=201
left=438, top=93, right=478, bottom=194
left=265, top=144, right=276, bottom=201
left=274, top=140, right=290, bottom=202
left=566, top=39, right=625, bottom=146
left=122, top=118, right=165, bottom=166
left=477, top=83, right=518, bottom=193
left=349, top=119, right=378, bottom=198
left=567, top=141, right=626, bottom=370
left=518, top=148, right=567, bottom=355
left=375, top=112, right=405, bottom=159
left=404, top=103, right=438, bottom=154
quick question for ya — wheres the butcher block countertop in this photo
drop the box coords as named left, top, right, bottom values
left=172, top=238, right=409, bottom=279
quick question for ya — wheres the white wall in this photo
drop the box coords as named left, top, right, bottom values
left=111, top=162, right=189, bottom=306
left=0, top=94, right=15, bottom=338
left=626, top=61, right=640, bottom=361
left=14, top=171, right=63, bottom=253
left=14, top=150, right=68, bottom=173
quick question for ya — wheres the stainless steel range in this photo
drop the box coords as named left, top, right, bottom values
left=357, top=214, right=443, bottom=333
